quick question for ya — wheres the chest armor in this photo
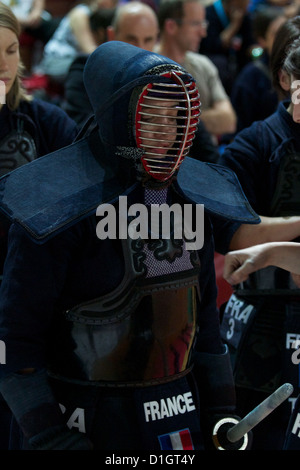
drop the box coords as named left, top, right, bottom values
left=50, top=189, right=201, bottom=385
left=0, top=127, right=37, bottom=177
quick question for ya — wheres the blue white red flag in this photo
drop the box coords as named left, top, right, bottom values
left=158, top=428, right=194, bottom=450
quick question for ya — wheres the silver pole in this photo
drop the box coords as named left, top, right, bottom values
left=227, top=383, right=294, bottom=443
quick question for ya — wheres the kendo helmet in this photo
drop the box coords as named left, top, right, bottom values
left=83, top=41, right=201, bottom=183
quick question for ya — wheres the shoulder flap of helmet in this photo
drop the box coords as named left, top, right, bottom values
left=0, top=129, right=136, bottom=243
left=175, top=157, right=260, bottom=224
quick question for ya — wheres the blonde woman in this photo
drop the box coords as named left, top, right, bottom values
left=0, top=1, right=78, bottom=269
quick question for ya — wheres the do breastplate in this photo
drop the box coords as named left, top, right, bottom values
left=0, top=128, right=37, bottom=177
left=237, top=150, right=300, bottom=296
left=50, top=188, right=201, bottom=385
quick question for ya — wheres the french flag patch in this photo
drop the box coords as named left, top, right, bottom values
left=158, top=428, right=194, bottom=450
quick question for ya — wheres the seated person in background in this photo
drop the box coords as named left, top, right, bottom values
left=1, top=0, right=59, bottom=43
left=230, top=6, right=286, bottom=133
left=155, top=0, right=237, bottom=145
left=36, top=0, right=118, bottom=84
left=199, top=0, right=256, bottom=95
left=63, top=7, right=115, bottom=127
left=249, top=0, right=300, bottom=18
left=63, top=1, right=159, bottom=127
left=1, top=0, right=61, bottom=72
left=106, top=0, right=159, bottom=49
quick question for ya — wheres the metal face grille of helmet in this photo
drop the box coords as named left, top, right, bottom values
left=135, top=70, right=201, bottom=182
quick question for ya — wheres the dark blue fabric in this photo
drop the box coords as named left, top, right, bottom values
left=200, top=2, right=255, bottom=70
left=284, top=394, right=300, bottom=449
left=230, top=54, right=278, bottom=133
left=0, top=149, right=259, bottom=244
left=0, top=193, right=221, bottom=378
left=199, top=1, right=255, bottom=93
left=0, top=99, right=78, bottom=265
left=0, top=99, right=78, bottom=157
left=175, top=159, right=259, bottom=223
left=0, top=190, right=227, bottom=449
left=219, top=100, right=300, bottom=213
left=0, top=133, right=137, bottom=242
left=84, top=41, right=184, bottom=148
left=0, top=98, right=78, bottom=450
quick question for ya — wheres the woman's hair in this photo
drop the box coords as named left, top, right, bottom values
left=270, top=15, right=300, bottom=99
left=282, top=37, right=300, bottom=80
left=0, top=1, right=31, bottom=110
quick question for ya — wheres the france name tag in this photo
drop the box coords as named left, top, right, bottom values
left=220, top=294, right=256, bottom=348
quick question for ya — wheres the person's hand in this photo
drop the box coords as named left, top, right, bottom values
left=26, top=11, right=42, bottom=28
left=223, top=245, right=269, bottom=285
left=228, top=8, right=245, bottom=27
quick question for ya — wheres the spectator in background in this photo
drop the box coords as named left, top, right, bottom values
left=155, top=0, right=237, bottom=145
left=63, top=1, right=159, bottom=128
left=249, top=0, right=300, bottom=18
left=106, top=0, right=159, bottom=49
left=1, top=0, right=59, bottom=41
left=63, top=7, right=115, bottom=126
left=1, top=0, right=61, bottom=72
left=0, top=2, right=78, bottom=449
left=36, top=0, right=119, bottom=84
left=230, top=6, right=286, bottom=133
left=199, top=0, right=256, bottom=95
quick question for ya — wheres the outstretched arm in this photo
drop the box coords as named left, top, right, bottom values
left=229, top=216, right=300, bottom=251
left=223, top=241, right=300, bottom=286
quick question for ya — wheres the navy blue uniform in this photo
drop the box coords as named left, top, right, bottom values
left=0, top=195, right=227, bottom=450
left=0, top=98, right=77, bottom=450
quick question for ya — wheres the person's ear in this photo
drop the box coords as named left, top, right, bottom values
left=165, top=18, right=179, bottom=34
left=278, top=69, right=291, bottom=91
left=106, top=25, right=115, bottom=41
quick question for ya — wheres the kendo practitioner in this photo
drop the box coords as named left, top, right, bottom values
left=0, top=41, right=259, bottom=451
left=218, top=37, right=300, bottom=450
